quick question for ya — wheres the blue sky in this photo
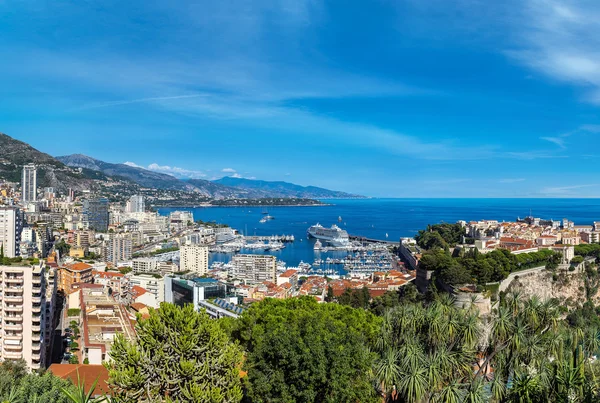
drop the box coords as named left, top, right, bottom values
left=2, top=0, right=600, bottom=197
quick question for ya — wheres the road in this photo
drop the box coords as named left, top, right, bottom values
left=50, top=293, right=69, bottom=364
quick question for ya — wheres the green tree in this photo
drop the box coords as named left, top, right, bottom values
left=0, top=360, right=75, bottom=403
left=106, top=303, right=243, bottom=403
left=232, top=297, right=381, bottom=403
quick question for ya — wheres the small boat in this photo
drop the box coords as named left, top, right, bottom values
left=259, top=217, right=267, bottom=223
left=338, top=216, right=342, bottom=222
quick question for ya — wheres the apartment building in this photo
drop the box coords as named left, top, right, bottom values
left=60, top=262, right=93, bottom=293
left=231, top=254, right=277, bottom=283
left=179, top=245, right=209, bottom=275
left=21, top=164, right=37, bottom=204
left=127, top=273, right=165, bottom=308
left=71, top=285, right=135, bottom=365
left=92, top=271, right=129, bottom=298
left=0, top=263, right=52, bottom=370
left=131, top=257, right=158, bottom=274
left=0, top=207, right=22, bottom=258
left=105, top=234, right=132, bottom=265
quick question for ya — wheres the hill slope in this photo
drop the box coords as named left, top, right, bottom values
left=57, top=154, right=193, bottom=191
left=0, top=133, right=102, bottom=191
left=213, top=177, right=364, bottom=199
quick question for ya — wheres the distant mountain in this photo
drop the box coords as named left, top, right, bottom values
left=57, top=154, right=194, bottom=192
left=213, top=177, right=364, bottom=199
left=57, top=154, right=268, bottom=198
left=0, top=133, right=102, bottom=192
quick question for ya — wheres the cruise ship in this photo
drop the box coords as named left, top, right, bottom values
left=307, top=224, right=350, bottom=247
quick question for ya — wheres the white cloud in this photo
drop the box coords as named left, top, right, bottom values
left=147, top=163, right=207, bottom=179
left=231, top=173, right=243, bottom=178
left=221, top=168, right=236, bottom=173
left=123, top=161, right=207, bottom=179
left=123, top=161, right=143, bottom=168
left=508, top=0, right=600, bottom=105
left=540, top=136, right=566, bottom=148
left=539, top=183, right=599, bottom=196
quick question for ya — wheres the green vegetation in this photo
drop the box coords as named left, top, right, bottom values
left=336, top=286, right=371, bottom=309
left=0, top=360, right=75, bottom=402
left=575, top=243, right=600, bottom=259
left=209, top=197, right=324, bottom=206
left=420, top=247, right=563, bottom=285
left=373, top=292, right=600, bottom=402
left=415, top=223, right=465, bottom=249
left=55, top=239, right=71, bottom=257
left=106, top=303, right=243, bottom=403
left=67, top=309, right=81, bottom=317
left=118, top=267, right=132, bottom=275
left=230, top=297, right=381, bottom=403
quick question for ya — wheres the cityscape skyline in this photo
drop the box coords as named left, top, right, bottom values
left=2, top=1, right=600, bottom=197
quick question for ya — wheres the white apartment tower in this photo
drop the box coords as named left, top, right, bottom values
left=231, top=254, right=277, bottom=283
left=1, top=263, right=51, bottom=370
left=0, top=207, right=22, bottom=258
left=125, top=195, right=145, bottom=213
left=21, top=164, right=37, bottom=204
left=179, top=245, right=209, bottom=275
left=106, top=234, right=133, bottom=265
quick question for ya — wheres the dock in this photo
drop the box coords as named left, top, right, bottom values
left=349, top=235, right=399, bottom=246
left=244, top=235, right=295, bottom=242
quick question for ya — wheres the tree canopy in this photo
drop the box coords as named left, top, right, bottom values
left=106, top=303, right=243, bottom=403
left=230, top=297, right=381, bottom=403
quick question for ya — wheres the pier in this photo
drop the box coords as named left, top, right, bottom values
left=349, top=235, right=399, bottom=246
left=244, top=235, right=295, bottom=242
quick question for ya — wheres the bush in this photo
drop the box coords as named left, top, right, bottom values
left=83, top=358, right=89, bottom=364
left=67, top=308, right=80, bottom=317
left=69, top=341, right=79, bottom=349
left=68, top=355, right=79, bottom=364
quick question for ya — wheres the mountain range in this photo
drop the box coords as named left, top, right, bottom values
left=0, top=132, right=363, bottom=199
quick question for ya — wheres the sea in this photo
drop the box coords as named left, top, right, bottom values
left=158, top=198, right=600, bottom=267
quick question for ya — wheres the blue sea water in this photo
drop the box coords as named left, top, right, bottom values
left=158, top=198, right=600, bottom=266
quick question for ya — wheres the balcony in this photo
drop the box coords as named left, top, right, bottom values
left=4, top=324, right=22, bottom=331
left=4, top=296, right=22, bottom=303
left=4, top=351, right=22, bottom=359
left=31, top=362, right=41, bottom=370
left=4, top=334, right=21, bottom=341
left=32, top=306, right=41, bottom=314
left=31, top=352, right=41, bottom=360
left=32, top=277, right=42, bottom=285
left=4, top=305, right=22, bottom=312
left=32, top=296, right=42, bottom=304
left=4, top=343, right=22, bottom=351
left=31, top=343, right=41, bottom=351
left=5, top=286, right=23, bottom=293
left=4, top=315, right=22, bottom=322
left=4, top=278, right=23, bottom=284
left=31, top=325, right=41, bottom=332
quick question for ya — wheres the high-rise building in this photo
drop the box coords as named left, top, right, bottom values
left=59, top=262, right=93, bottom=293
left=179, top=245, right=209, bottom=275
left=105, top=234, right=133, bottom=265
left=0, top=207, right=22, bottom=258
left=0, top=262, right=52, bottom=370
left=231, top=254, right=277, bottom=283
left=83, top=198, right=109, bottom=232
left=125, top=195, right=145, bottom=213
left=21, top=164, right=37, bottom=204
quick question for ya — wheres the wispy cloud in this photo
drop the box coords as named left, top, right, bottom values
left=222, top=168, right=236, bottom=173
left=73, top=94, right=206, bottom=111
left=539, top=183, right=599, bottom=196
left=540, top=136, right=566, bottom=148
left=499, top=178, right=526, bottom=183
left=124, top=161, right=207, bottom=179
left=508, top=0, right=600, bottom=105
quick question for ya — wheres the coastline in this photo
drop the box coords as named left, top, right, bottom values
left=154, top=203, right=332, bottom=208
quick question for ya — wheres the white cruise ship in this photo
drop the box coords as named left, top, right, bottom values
left=307, top=224, right=349, bottom=247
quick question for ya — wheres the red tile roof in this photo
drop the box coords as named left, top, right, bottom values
left=49, top=364, right=111, bottom=397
